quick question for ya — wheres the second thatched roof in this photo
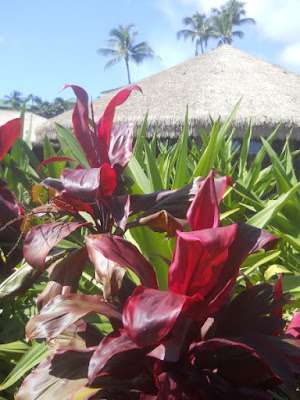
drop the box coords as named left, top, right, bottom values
left=35, top=45, right=300, bottom=142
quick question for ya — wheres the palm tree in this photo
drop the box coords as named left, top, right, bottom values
left=177, top=13, right=213, bottom=55
left=4, top=90, right=24, bottom=110
left=210, top=0, right=255, bottom=45
left=97, top=24, right=158, bottom=85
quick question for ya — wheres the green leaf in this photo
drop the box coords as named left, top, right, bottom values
left=247, top=181, right=300, bottom=228
left=264, top=265, right=292, bottom=281
left=245, top=124, right=281, bottom=190
left=144, top=140, right=164, bottom=191
left=238, top=122, right=252, bottom=180
left=133, top=112, right=148, bottom=167
left=0, top=341, right=29, bottom=362
left=172, top=108, right=189, bottom=189
left=55, top=123, right=89, bottom=168
left=0, top=341, right=50, bottom=391
left=123, top=154, right=151, bottom=194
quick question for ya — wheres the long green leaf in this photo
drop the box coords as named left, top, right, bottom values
left=247, top=181, right=300, bottom=228
left=172, top=108, right=189, bottom=189
left=55, top=123, right=89, bottom=168
left=144, top=140, right=164, bottom=191
left=0, top=341, right=50, bottom=391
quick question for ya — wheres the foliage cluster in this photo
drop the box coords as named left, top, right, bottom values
left=0, top=85, right=300, bottom=399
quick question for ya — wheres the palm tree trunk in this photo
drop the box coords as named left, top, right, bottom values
left=200, top=39, right=204, bottom=54
left=125, top=56, right=131, bottom=84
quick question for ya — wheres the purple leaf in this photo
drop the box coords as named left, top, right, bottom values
left=0, top=118, right=22, bottom=161
left=16, top=349, right=94, bottom=400
left=169, top=223, right=278, bottom=315
left=187, top=171, right=231, bottom=231
left=36, top=247, right=88, bottom=310
left=85, top=235, right=158, bottom=290
left=0, top=186, right=24, bottom=225
left=106, top=194, right=130, bottom=231
left=286, top=313, right=300, bottom=339
left=63, top=84, right=100, bottom=168
left=97, top=85, right=142, bottom=149
left=88, top=329, right=139, bottom=383
left=85, top=235, right=126, bottom=301
left=37, top=156, right=76, bottom=178
left=26, top=293, right=122, bottom=340
left=23, top=221, right=90, bottom=270
left=203, top=284, right=288, bottom=340
left=122, top=286, right=189, bottom=347
left=48, top=319, right=104, bottom=352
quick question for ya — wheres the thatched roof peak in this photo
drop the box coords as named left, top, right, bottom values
left=36, top=45, right=300, bottom=142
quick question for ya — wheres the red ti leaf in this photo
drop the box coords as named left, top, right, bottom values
left=0, top=118, right=22, bottom=161
left=62, top=84, right=100, bottom=168
left=23, top=221, right=90, bottom=270
left=169, top=223, right=278, bottom=315
left=85, top=235, right=158, bottom=290
left=122, top=286, right=188, bottom=347
left=61, top=168, right=101, bottom=201
left=37, top=156, right=76, bottom=178
left=26, top=293, right=122, bottom=340
left=285, top=313, right=300, bottom=339
left=88, top=329, right=139, bottom=384
left=187, top=171, right=231, bottom=231
left=36, top=247, right=88, bottom=310
left=16, top=349, right=93, bottom=400
left=97, top=85, right=142, bottom=148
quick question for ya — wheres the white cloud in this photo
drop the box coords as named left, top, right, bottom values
left=245, top=0, right=300, bottom=43
left=279, top=42, right=300, bottom=67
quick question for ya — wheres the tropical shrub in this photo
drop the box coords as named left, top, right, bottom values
left=1, top=84, right=300, bottom=398
left=0, top=85, right=296, bottom=399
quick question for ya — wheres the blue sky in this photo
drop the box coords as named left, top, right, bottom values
left=1, top=0, right=300, bottom=103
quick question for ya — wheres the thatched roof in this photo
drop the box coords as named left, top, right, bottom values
left=0, top=110, right=47, bottom=142
left=36, top=45, right=300, bottom=142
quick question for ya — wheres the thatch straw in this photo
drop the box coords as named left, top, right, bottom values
left=35, top=45, right=300, bottom=142
left=0, top=110, right=47, bottom=142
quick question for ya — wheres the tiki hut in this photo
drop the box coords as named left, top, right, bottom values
left=35, top=45, right=300, bottom=145
left=0, top=110, right=47, bottom=143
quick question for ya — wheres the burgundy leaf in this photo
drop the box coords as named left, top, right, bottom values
left=85, top=235, right=158, bottom=290
left=0, top=186, right=24, bottom=225
left=37, top=156, right=76, bottom=178
left=126, top=210, right=186, bottom=238
left=106, top=194, right=130, bottom=231
left=106, top=123, right=134, bottom=175
left=23, top=221, right=90, bottom=270
left=52, top=194, right=95, bottom=216
left=236, top=335, right=300, bottom=394
left=122, top=286, right=189, bottom=347
left=130, top=177, right=203, bottom=219
left=88, top=329, right=139, bottom=383
left=187, top=171, right=231, bottom=231
left=16, top=348, right=93, bottom=400
left=190, top=338, right=275, bottom=388
left=26, top=293, right=122, bottom=340
left=286, top=313, right=300, bottom=339
left=97, top=85, right=142, bottom=149
left=85, top=235, right=126, bottom=301
left=37, top=247, right=88, bottom=310
left=271, top=273, right=284, bottom=319
left=63, top=84, right=100, bottom=168
left=99, top=163, right=117, bottom=197
left=203, top=284, right=288, bottom=340
left=0, top=118, right=22, bottom=161
left=61, top=168, right=101, bottom=201
left=48, top=319, right=104, bottom=352
left=169, top=223, right=278, bottom=315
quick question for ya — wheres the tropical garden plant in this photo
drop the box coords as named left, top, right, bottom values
left=0, top=84, right=300, bottom=398
left=0, top=85, right=300, bottom=400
